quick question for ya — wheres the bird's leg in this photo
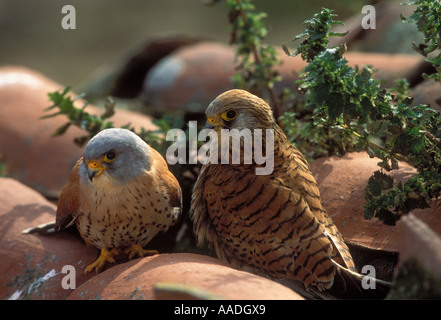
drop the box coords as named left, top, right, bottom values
left=84, top=247, right=120, bottom=274
left=124, top=243, right=159, bottom=260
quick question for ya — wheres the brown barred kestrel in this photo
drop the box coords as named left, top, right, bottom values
left=190, top=89, right=390, bottom=299
left=56, top=128, right=182, bottom=273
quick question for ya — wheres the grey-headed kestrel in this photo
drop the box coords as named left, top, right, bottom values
left=56, top=128, right=182, bottom=273
left=190, top=89, right=390, bottom=299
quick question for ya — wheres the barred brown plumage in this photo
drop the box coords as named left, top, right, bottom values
left=190, top=89, right=390, bottom=299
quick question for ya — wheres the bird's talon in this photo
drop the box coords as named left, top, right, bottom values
left=143, top=249, right=159, bottom=256
left=84, top=247, right=118, bottom=274
left=124, top=244, right=159, bottom=260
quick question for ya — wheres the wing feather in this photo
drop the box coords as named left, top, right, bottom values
left=55, top=158, right=82, bottom=231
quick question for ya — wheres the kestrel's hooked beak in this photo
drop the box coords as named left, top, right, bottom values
left=205, top=117, right=220, bottom=129
left=86, top=160, right=106, bottom=181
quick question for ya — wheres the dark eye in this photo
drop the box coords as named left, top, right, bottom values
left=222, top=109, right=238, bottom=121
left=104, top=151, right=116, bottom=162
left=227, top=110, right=237, bottom=119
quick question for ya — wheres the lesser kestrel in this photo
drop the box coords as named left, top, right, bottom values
left=190, top=89, right=390, bottom=299
left=56, top=128, right=182, bottom=273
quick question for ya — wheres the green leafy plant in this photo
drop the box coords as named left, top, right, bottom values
left=43, top=87, right=176, bottom=155
left=284, top=7, right=441, bottom=225
left=402, top=0, right=441, bottom=84
left=226, top=0, right=283, bottom=117
left=43, top=87, right=115, bottom=147
left=283, top=8, right=347, bottom=63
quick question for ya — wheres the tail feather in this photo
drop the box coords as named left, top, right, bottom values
left=22, top=221, right=57, bottom=234
left=275, top=260, right=391, bottom=300
left=325, top=261, right=391, bottom=299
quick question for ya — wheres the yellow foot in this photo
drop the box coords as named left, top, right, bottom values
left=85, top=247, right=120, bottom=274
left=124, top=244, right=159, bottom=260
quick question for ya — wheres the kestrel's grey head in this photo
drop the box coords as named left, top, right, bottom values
left=79, top=128, right=151, bottom=185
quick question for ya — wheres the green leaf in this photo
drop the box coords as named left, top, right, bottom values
left=366, top=171, right=394, bottom=196
left=326, top=92, right=344, bottom=122
left=282, top=44, right=291, bottom=56
left=52, top=122, right=72, bottom=137
left=364, top=205, right=375, bottom=220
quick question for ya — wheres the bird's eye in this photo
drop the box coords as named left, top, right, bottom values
left=221, top=109, right=238, bottom=121
left=103, top=151, right=117, bottom=162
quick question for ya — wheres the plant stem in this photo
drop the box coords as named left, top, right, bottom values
left=348, top=127, right=413, bottom=165
left=234, top=0, right=279, bottom=118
